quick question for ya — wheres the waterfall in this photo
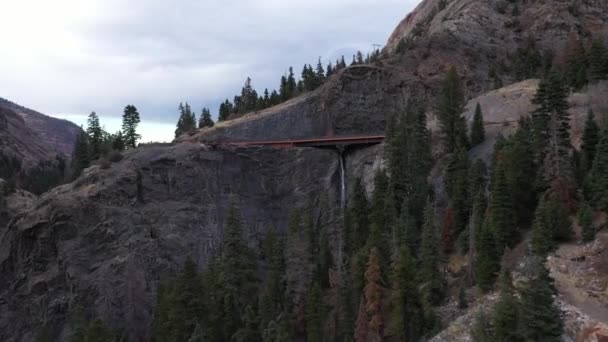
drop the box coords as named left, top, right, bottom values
left=339, top=151, right=346, bottom=209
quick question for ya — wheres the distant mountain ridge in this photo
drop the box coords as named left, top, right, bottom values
left=0, top=97, right=81, bottom=161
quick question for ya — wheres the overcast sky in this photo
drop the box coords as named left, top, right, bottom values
left=0, top=0, right=418, bottom=142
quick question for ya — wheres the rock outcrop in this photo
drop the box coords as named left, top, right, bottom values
left=0, top=143, right=369, bottom=341
left=2, top=0, right=608, bottom=341
left=187, top=0, right=608, bottom=144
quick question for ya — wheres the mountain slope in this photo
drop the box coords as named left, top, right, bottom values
left=0, top=98, right=81, bottom=161
left=2, top=0, right=608, bottom=341
left=189, top=0, right=608, bottom=144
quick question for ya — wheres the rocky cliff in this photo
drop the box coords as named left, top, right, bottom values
left=0, top=143, right=357, bottom=340
left=2, top=0, right=608, bottom=341
left=189, top=0, right=608, bottom=144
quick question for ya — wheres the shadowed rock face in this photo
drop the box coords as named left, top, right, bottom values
left=0, top=142, right=361, bottom=341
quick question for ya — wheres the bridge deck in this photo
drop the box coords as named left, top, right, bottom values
left=221, top=135, right=385, bottom=148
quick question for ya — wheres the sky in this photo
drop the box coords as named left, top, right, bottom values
left=0, top=0, right=419, bottom=142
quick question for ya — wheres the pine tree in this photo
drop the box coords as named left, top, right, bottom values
left=364, top=248, right=384, bottom=342
left=122, top=105, right=141, bottom=148
left=476, top=219, right=500, bottom=292
left=71, top=130, right=90, bottom=178
left=531, top=72, right=575, bottom=207
left=198, top=108, right=214, bottom=129
left=287, top=67, right=297, bottom=98
left=219, top=206, right=258, bottom=337
left=531, top=197, right=571, bottom=255
left=175, top=102, right=197, bottom=138
left=519, top=260, right=563, bottom=342
left=436, top=66, right=469, bottom=153
left=389, top=245, right=424, bottom=341
left=314, top=58, right=325, bottom=88
left=440, top=208, right=456, bottom=255
left=285, top=210, right=314, bottom=324
left=488, top=163, right=517, bottom=251
left=581, top=109, right=600, bottom=176
left=578, top=201, right=595, bottom=242
left=419, top=201, right=444, bottom=305
left=86, top=111, right=103, bottom=160
left=305, top=283, right=323, bottom=342
left=501, top=118, right=538, bottom=226
left=218, top=100, right=233, bottom=122
left=492, top=267, right=523, bottom=342
left=588, top=40, right=608, bottom=82
left=349, top=179, right=370, bottom=254
left=589, top=125, right=608, bottom=211
left=111, top=131, right=125, bottom=151
left=470, top=103, right=485, bottom=146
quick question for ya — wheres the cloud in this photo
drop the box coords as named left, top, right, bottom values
left=0, top=0, right=419, bottom=137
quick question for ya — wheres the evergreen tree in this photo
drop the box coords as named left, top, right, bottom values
left=492, top=268, right=523, bottom=342
left=519, top=260, right=563, bottom=342
left=305, top=283, right=323, bottom=342
left=513, top=35, right=543, bottom=81
left=589, top=124, right=608, bottom=211
left=488, top=163, right=517, bottom=251
left=218, top=100, right=233, bottom=122
left=531, top=197, right=572, bottom=256
left=476, top=219, right=500, bottom=292
left=588, top=40, right=608, bottom=82
left=436, top=66, right=469, bottom=153
left=578, top=201, right=595, bottom=242
left=419, top=201, right=444, bottom=305
left=285, top=210, right=314, bottom=328
left=470, top=103, right=485, bottom=146
left=580, top=109, right=600, bottom=176
left=71, top=130, right=90, bottom=178
left=363, top=248, right=384, bottom=342
left=389, top=245, right=424, bottom=341
left=122, top=105, right=141, bottom=148
left=86, top=111, right=103, bottom=160
left=111, top=131, right=125, bottom=151
left=314, top=58, right=325, bottom=88
left=219, top=206, right=258, bottom=338
left=287, top=67, right=297, bottom=98
left=152, top=258, right=205, bottom=342
left=531, top=72, right=575, bottom=206
left=175, top=102, right=197, bottom=138
left=198, top=108, right=214, bottom=129
left=502, top=118, right=539, bottom=226
left=259, top=229, right=286, bottom=332
left=349, top=179, right=370, bottom=254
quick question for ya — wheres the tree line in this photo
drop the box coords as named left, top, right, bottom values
left=71, top=105, right=141, bottom=178
left=174, top=50, right=382, bottom=138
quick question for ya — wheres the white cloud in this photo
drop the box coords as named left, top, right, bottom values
left=0, top=0, right=420, bottom=138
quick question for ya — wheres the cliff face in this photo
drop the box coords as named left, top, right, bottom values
left=2, top=0, right=608, bottom=341
left=189, top=0, right=608, bottom=144
left=0, top=143, right=363, bottom=340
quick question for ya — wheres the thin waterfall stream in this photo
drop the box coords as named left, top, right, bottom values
left=339, top=150, right=346, bottom=209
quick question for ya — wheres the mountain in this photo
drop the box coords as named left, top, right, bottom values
left=0, top=98, right=81, bottom=159
left=1, top=0, right=608, bottom=341
left=190, top=0, right=608, bottom=143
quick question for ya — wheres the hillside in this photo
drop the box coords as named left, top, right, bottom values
left=0, top=97, right=81, bottom=158
left=1, top=0, right=608, bottom=341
